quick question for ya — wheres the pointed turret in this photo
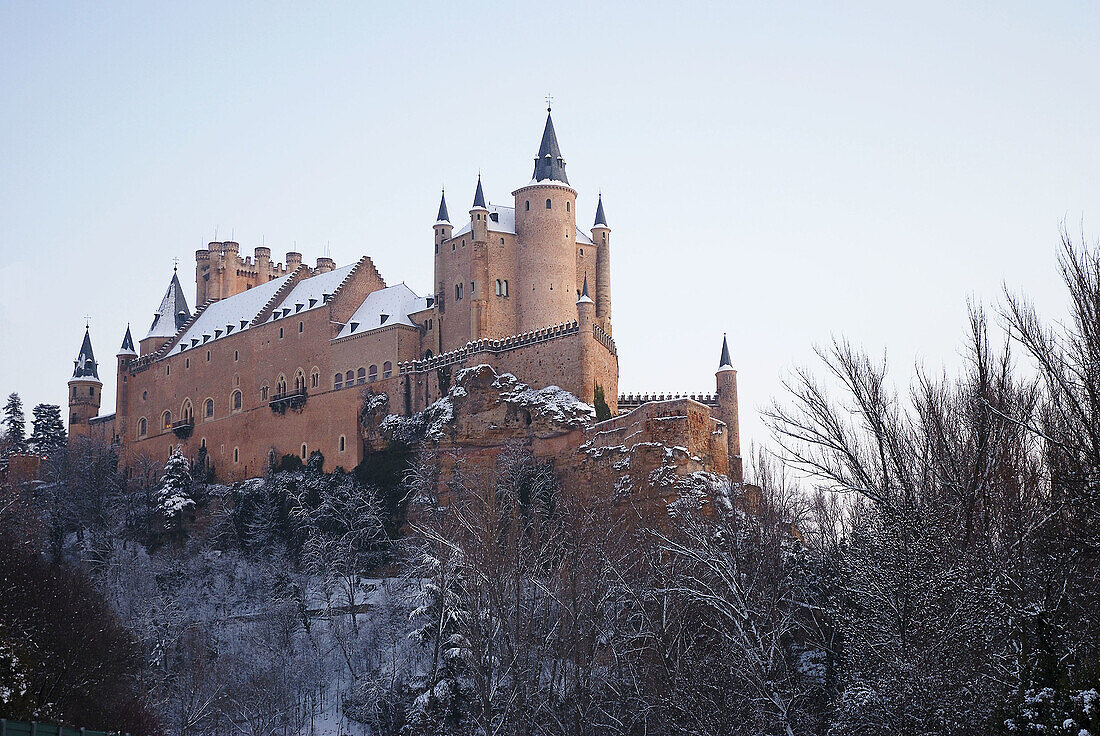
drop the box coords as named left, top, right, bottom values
left=577, top=273, right=593, bottom=304
left=436, top=189, right=450, bottom=224
left=472, top=174, right=487, bottom=209
left=594, top=193, right=608, bottom=227
left=141, top=270, right=192, bottom=355
left=718, top=333, right=733, bottom=371
left=531, top=109, right=569, bottom=184
left=118, top=325, right=137, bottom=357
left=69, top=327, right=103, bottom=438
left=72, top=328, right=100, bottom=380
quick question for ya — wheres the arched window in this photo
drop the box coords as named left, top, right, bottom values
left=301, top=443, right=307, bottom=458
left=310, top=369, right=319, bottom=389
left=383, top=361, right=392, bottom=379
left=368, top=365, right=378, bottom=382
left=502, top=280, right=509, bottom=297
left=204, top=398, right=214, bottom=419
left=276, top=375, right=287, bottom=395
left=425, top=350, right=433, bottom=359
left=232, top=390, right=242, bottom=411
left=339, top=435, right=346, bottom=452
left=163, top=411, right=172, bottom=429
left=346, top=370, right=354, bottom=385
left=233, top=447, right=240, bottom=463
left=357, top=367, right=367, bottom=385
left=495, top=279, right=502, bottom=296
left=260, top=384, right=270, bottom=401
left=294, top=369, right=305, bottom=392
left=545, top=199, right=552, bottom=209
left=525, top=200, right=530, bottom=211
left=181, top=400, right=193, bottom=424
left=566, top=201, right=570, bottom=212
left=139, top=417, right=147, bottom=437
left=335, top=373, right=343, bottom=390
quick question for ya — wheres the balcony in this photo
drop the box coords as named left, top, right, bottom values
left=170, top=418, right=194, bottom=439
left=269, top=387, right=308, bottom=414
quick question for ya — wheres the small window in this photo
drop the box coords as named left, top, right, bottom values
left=200, top=437, right=206, bottom=449
left=206, top=350, right=211, bottom=362
left=357, top=368, right=367, bottom=385
left=310, top=370, right=319, bottom=388
left=232, top=390, right=242, bottom=410
left=301, top=443, right=307, bottom=459
left=261, top=385, right=269, bottom=401
left=566, top=201, right=570, bottom=212
left=525, top=200, right=530, bottom=211
left=142, top=391, right=148, bottom=401
left=496, top=279, right=502, bottom=296
left=204, top=398, right=214, bottom=418
left=279, top=327, right=284, bottom=339
left=368, top=365, right=378, bottom=382
left=452, top=243, right=455, bottom=251
left=503, top=280, right=508, bottom=297
left=89, top=386, right=94, bottom=396
left=546, top=199, right=552, bottom=209
left=346, top=370, right=354, bottom=385
left=579, top=248, right=583, bottom=256
left=139, top=417, right=147, bottom=437
left=383, top=361, right=392, bottom=379
left=185, top=358, right=189, bottom=368
left=435, top=244, right=439, bottom=254
left=339, top=435, right=346, bottom=452
left=500, top=237, right=505, bottom=244
left=163, top=411, right=172, bottom=429
left=234, top=447, right=239, bottom=463
left=335, top=373, right=343, bottom=390
left=298, top=321, right=303, bottom=334
left=234, top=350, right=239, bottom=361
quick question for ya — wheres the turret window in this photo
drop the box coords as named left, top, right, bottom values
left=525, top=200, right=530, bottom=211
left=546, top=199, right=552, bottom=209
left=566, top=201, right=570, bottom=212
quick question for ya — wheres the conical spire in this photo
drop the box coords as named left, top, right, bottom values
left=436, top=189, right=450, bottom=223
left=118, top=325, right=136, bottom=356
left=594, top=193, right=608, bottom=227
left=472, top=174, right=487, bottom=209
left=577, top=272, right=593, bottom=304
left=531, top=109, right=569, bottom=184
left=72, top=328, right=100, bottom=381
left=146, top=271, right=192, bottom=341
left=718, top=333, right=734, bottom=371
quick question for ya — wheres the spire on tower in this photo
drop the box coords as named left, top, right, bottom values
left=118, top=325, right=137, bottom=356
left=577, top=273, right=593, bottom=304
left=146, top=271, right=192, bottom=341
left=472, top=174, right=487, bottom=209
left=531, top=109, right=569, bottom=184
left=718, top=333, right=734, bottom=371
left=72, top=327, right=100, bottom=380
left=436, top=189, right=450, bottom=223
left=594, top=193, right=608, bottom=227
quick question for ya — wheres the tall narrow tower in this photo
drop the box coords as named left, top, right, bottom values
left=68, top=327, right=102, bottom=439
left=715, top=334, right=742, bottom=482
left=591, top=194, right=612, bottom=335
left=470, top=175, right=490, bottom=339
left=115, top=325, right=137, bottom=440
left=512, top=107, right=578, bottom=333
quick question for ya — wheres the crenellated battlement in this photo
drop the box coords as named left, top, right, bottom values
left=400, top=320, right=581, bottom=374
left=618, top=392, right=719, bottom=410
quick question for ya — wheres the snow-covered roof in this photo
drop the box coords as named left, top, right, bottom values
left=452, top=203, right=593, bottom=244
left=145, top=272, right=192, bottom=341
left=266, top=264, right=355, bottom=323
left=336, top=283, right=428, bottom=339
left=173, top=274, right=290, bottom=353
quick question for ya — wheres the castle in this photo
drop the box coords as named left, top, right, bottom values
left=67, top=110, right=742, bottom=484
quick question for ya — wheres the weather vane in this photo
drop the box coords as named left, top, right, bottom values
left=172, top=256, right=180, bottom=272
left=83, top=315, right=91, bottom=329
left=545, top=93, right=554, bottom=112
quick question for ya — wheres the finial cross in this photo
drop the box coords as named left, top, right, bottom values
left=172, top=256, right=180, bottom=272
left=83, top=315, right=91, bottom=329
left=545, top=93, right=554, bottom=111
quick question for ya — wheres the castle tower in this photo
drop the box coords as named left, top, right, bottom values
left=576, top=274, right=597, bottom=402
left=115, top=325, right=137, bottom=439
left=141, top=270, right=192, bottom=356
left=432, top=189, right=453, bottom=301
left=68, top=327, right=102, bottom=439
left=715, top=334, right=742, bottom=482
left=470, top=176, right=490, bottom=339
left=591, top=194, right=612, bottom=335
left=512, top=108, right=579, bottom=333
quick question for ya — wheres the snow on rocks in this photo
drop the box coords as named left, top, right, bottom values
left=490, top=371, right=595, bottom=426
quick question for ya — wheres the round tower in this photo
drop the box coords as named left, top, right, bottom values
left=469, top=176, right=491, bottom=339
left=433, top=189, right=453, bottom=306
left=715, top=334, right=742, bottom=482
left=576, top=274, right=597, bottom=404
left=115, top=325, right=137, bottom=440
left=513, top=108, right=578, bottom=333
left=591, top=193, right=612, bottom=335
left=68, top=327, right=103, bottom=439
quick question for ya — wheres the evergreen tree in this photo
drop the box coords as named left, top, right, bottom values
left=28, top=404, right=66, bottom=458
left=156, top=445, right=194, bottom=536
left=593, top=382, right=612, bottom=422
left=2, top=393, right=26, bottom=453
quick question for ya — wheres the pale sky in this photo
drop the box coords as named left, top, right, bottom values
left=2, top=1, right=1098, bottom=451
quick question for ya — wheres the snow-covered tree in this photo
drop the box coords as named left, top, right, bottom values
left=157, top=445, right=194, bottom=536
left=2, top=392, right=26, bottom=454
left=29, top=403, right=66, bottom=458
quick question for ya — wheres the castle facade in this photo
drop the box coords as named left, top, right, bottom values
left=67, top=111, right=740, bottom=481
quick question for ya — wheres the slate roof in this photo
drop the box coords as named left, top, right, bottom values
left=336, top=283, right=429, bottom=340
left=118, top=325, right=136, bottom=356
left=72, top=328, right=100, bottom=380
left=531, top=111, right=569, bottom=184
left=436, top=190, right=450, bottom=223
left=594, top=194, right=608, bottom=227
left=451, top=204, right=594, bottom=244
left=472, top=175, right=487, bottom=209
left=719, top=334, right=733, bottom=370
left=146, top=272, right=192, bottom=341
